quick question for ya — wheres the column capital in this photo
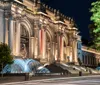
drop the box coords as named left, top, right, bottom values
left=4, top=10, right=11, bottom=18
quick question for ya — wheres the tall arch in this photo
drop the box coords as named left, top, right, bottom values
left=15, top=18, right=33, bottom=58
left=20, top=18, right=33, bottom=37
left=63, top=34, right=68, bottom=46
left=45, top=29, right=52, bottom=62
left=45, top=26, right=53, bottom=41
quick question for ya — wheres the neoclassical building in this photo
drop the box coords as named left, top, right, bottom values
left=0, top=0, right=80, bottom=64
left=77, top=38, right=100, bottom=67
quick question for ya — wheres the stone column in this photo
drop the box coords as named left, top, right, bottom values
left=92, top=57, right=94, bottom=66
left=69, top=47, right=73, bottom=62
left=85, top=55, right=87, bottom=65
left=34, top=23, right=39, bottom=59
left=15, top=21, right=21, bottom=56
left=52, top=42, right=55, bottom=58
left=5, top=18, right=9, bottom=44
left=72, top=39, right=74, bottom=63
left=34, top=38, right=38, bottom=59
left=39, top=28, right=46, bottom=60
left=74, top=40, right=78, bottom=63
left=84, top=55, right=86, bottom=65
left=68, top=34, right=73, bottom=62
left=9, top=18, right=15, bottom=55
left=87, top=56, right=89, bottom=65
left=55, top=43, right=58, bottom=61
left=30, top=37, right=34, bottom=58
left=47, top=42, right=50, bottom=62
left=94, top=57, right=96, bottom=66
left=96, top=56, right=99, bottom=66
left=90, top=56, right=92, bottom=66
left=59, top=35, right=64, bottom=62
left=57, top=32, right=60, bottom=62
left=86, top=56, right=87, bottom=65
left=82, top=55, right=84, bottom=65
left=12, top=20, right=16, bottom=55
left=97, top=58, right=99, bottom=66
left=43, top=29, right=46, bottom=59
left=72, top=37, right=78, bottom=64
left=94, top=57, right=95, bottom=66
left=88, top=56, right=90, bottom=65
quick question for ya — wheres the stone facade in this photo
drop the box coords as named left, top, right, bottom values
left=77, top=35, right=100, bottom=67
left=82, top=46, right=100, bottom=67
left=0, top=0, right=79, bottom=64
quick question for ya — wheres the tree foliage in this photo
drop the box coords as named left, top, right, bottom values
left=90, top=0, right=100, bottom=50
left=0, top=43, right=13, bottom=71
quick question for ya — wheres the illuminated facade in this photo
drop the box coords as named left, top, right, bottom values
left=0, top=0, right=79, bottom=64
left=0, top=0, right=100, bottom=67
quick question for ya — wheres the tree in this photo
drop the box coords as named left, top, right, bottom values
left=88, top=24, right=96, bottom=47
left=0, top=43, right=13, bottom=77
left=90, top=0, right=100, bottom=50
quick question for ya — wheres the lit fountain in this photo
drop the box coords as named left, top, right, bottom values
left=2, top=58, right=50, bottom=73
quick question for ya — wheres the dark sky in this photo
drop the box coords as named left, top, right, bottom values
left=41, top=0, right=96, bottom=40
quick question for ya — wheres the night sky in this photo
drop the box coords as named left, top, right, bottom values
left=41, top=0, right=96, bottom=40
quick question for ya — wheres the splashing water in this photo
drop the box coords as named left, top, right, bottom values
left=2, top=58, right=50, bottom=73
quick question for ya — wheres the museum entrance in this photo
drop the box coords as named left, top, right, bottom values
left=20, top=25, right=29, bottom=58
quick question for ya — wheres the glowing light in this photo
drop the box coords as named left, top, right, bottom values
left=37, top=66, right=44, bottom=70
left=2, top=59, right=50, bottom=73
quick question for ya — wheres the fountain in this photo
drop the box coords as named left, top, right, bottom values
left=2, top=58, right=50, bottom=73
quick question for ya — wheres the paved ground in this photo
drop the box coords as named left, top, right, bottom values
left=0, top=75, right=100, bottom=85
